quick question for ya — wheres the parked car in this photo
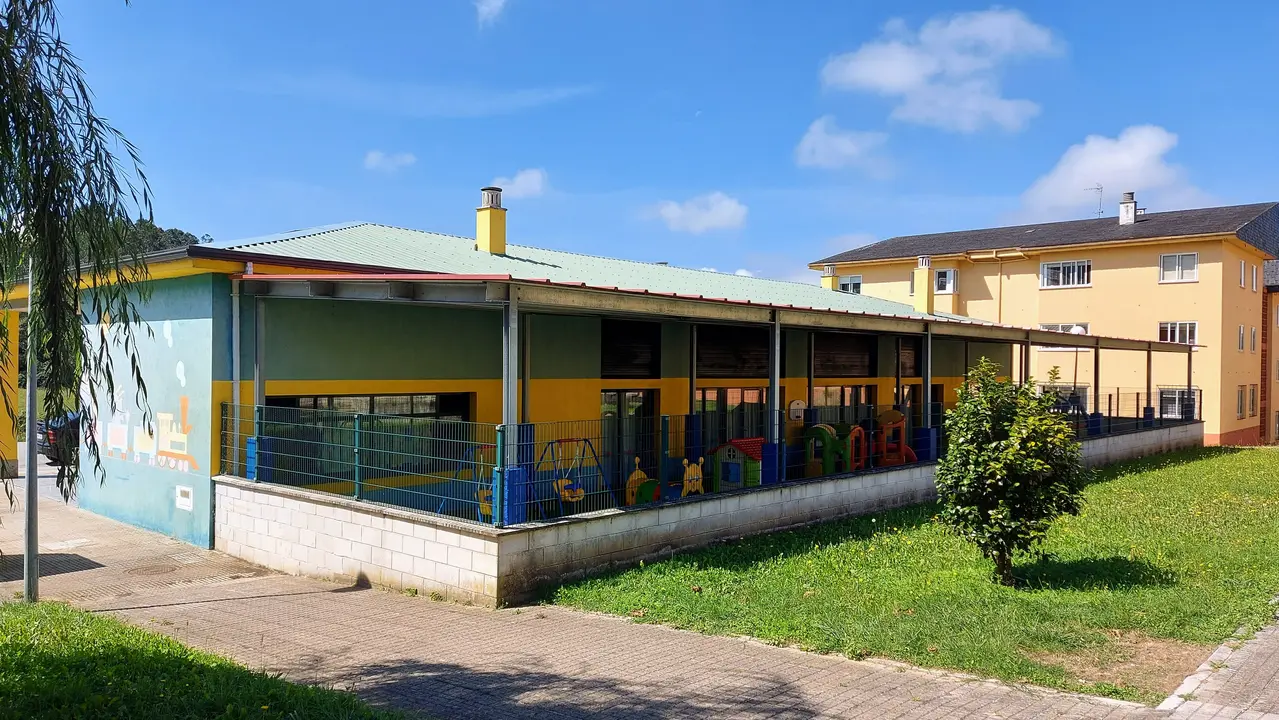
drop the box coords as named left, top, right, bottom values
left=36, top=411, right=80, bottom=466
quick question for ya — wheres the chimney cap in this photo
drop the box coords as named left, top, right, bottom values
left=480, top=186, right=503, bottom=210
left=481, top=186, right=502, bottom=192
left=1121, top=191, right=1135, bottom=203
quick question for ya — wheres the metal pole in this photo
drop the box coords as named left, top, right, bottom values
left=767, top=313, right=781, bottom=444
left=231, top=279, right=241, bottom=473
left=23, top=257, right=38, bottom=602
left=502, top=287, right=519, bottom=467
left=253, top=297, right=266, bottom=407
left=894, top=336, right=902, bottom=407
left=806, top=330, right=814, bottom=408
left=1187, top=347, right=1194, bottom=419
left=922, top=324, right=933, bottom=428
left=1145, top=345, right=1153, bottom=408
left=688, top=324, right=697, bottom=416
left=1093, top=341, right=1102, bottom=417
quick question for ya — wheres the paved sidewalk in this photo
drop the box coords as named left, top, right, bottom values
left=2, top=494, right=1277, bottom=719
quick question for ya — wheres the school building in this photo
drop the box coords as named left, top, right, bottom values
left=0, top=187, right=1201, bottom=605
left=812, top=193, right=1279, bottom=445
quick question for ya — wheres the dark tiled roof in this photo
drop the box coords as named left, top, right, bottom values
left=1265, top=259, right=1279, bottom=290
left=817, top=202, right=1279, bottom=265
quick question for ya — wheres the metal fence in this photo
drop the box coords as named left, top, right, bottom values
left=220, top=404, right=499, bottom=524
left=222, top=387, right=1202, bottom=527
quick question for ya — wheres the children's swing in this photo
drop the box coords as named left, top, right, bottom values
left=536, top=438, right=604, bottom=517
left=442, top=444, right=497, bottom=522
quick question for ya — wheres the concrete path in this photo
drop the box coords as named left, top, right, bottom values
left=2, top=476, right=1277, bottom=718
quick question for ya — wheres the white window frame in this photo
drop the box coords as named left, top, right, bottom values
left=1241, top=260, right=1247, bottom=287
left=1239, top=325, right=1246, bottom=352
left=1038, top=323, right=1090, bottom=351
left=1238, top=385, right=1247, bottom=420
left=1159, top=253, right=1198, bottom=283
left=1040, top=259, right=1092, bottom=289
left=934, top=268, right=956, bottom=295
left=1158, top=321, right=1198, bottom=346
left=838, top=275, right=862, bottom=294
left=1159, top=387, right=1197, bottom=420
left=1252, top=327, right=1258, bottom=353
left=1253, top=264, right=1259, bottom=292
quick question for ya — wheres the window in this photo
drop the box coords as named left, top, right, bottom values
left=1040, top=322, right=1090, bottom=334
left=1041, top=260, right=1092, bottom=288
left=838, top=275, right=862, bottom=294
left=908, top=271, right=915, bottom=296
left=1252, top=327, right=1258, bottom=353
left=1159, top=388, right=1196, bottom=419
left=1159, top=253, right=1198, bottom=283
left=1241, top=260, right=1247, bottom=287
left=1158, top=321, right=1197, bottom=345
left=935, top=268, right=956, bottom=294
left=1239, top=325, right=1246, bottom=352
left=1250, top=384, right=1259, bottom=417
left=1275, top=411, right=1279, bottom=440
left=1253, top=264, right=1259, bottom=292
left=1238, top=385, right=1247, bottom=420
left=267, top=393, right=470, bottom=421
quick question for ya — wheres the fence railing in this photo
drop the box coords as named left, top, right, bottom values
left=221, top=389, right=1201, bottom=527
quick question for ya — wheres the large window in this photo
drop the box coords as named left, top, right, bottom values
left=1253, top=264, right=1259, bottom=292
left=1159, top=388, right=1196, bottom=420
left=1158, top=321, right=1197, bottom=345
left=1239, top=325, right=1246, bottom=352
left=602, top=319, right=661, bottom=379
left=1238, top=385, right=1247, bottom=420
left=1039, top=323, right=1089, bottom=351
left=271, top=393, right=471, bottom=421
left=934, top=268, right=956, bottom=294
left=1250, top=385, right=1259, bottom=417
left=1252, top=327, right=1259, bottom=353
left=1241, top=260, right=1247, bottom=287
left=1041, top=260, right=1092, bottom=288
left=1159, top=253, right=1198, bottom=283
left=838, top=275, right=862, bottom=294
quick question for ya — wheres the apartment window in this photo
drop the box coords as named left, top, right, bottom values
left=1253, top=264, right=1259, bottom=292
left=1159, top=253, right=1198, bottom=283
left=1238, top=385, right=1247, bottom=420
left=838, top=275, right=862, bottom=294
left=935, top=268, right=956, bottom=294
left=1250, top=384, right=1259, bottom=417
left=1159, top=388, right=1196, bottom=419
left=1041, top=260, right=1092, bottom=288
left=1252, top=327, right=1258, bottom=353
left=1239, top=325, right=1246, bottom=352
left=1158, top=321, right=1197, bottom=345
left=908, top=271, right=915, bottom=296
left=1039, top=323, right=1089, bottom=351
left=1241, top=260, right=1247, bottom=287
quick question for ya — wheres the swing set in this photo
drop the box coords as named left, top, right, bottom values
left=536, top=438, right=607, bottom=517
left=445, top=444, right=497, bottom=522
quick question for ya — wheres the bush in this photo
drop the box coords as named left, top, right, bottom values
left=935, top=358, right=1091, bottom=585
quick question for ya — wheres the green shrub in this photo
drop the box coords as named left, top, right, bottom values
left=936, top=359, right=1091, bottom=585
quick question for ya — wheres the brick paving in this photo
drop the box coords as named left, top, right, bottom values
left=1, top=463, right=1277, bottom=718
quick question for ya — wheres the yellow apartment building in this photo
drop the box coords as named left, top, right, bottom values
left=810, top=194, right=1279, bottom=446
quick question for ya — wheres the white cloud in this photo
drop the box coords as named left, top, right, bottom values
left=652, top=192, right=748, bottom=234
left=734, top=269, right=754, bottom=277
left=492, top=168, right=548, bottom=199
left=476, top=0, right=507, bottom=25
left=822, top=9, right=1061, bottom=133
left=1015, top=125, right=1213, bottom=223
left=795, top=116, right=889, bottom=173
left=363, top=150, right=417, bottom=172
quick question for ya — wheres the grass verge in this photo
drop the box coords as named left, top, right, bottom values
left=552, top=447, right=1279, bottom=704
left=0, top=601, right=400, bottom=719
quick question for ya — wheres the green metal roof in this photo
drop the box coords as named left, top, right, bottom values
left=209, top=222, right=961, bottom=321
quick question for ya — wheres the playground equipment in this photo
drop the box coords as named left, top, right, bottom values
left=625, top=457, right=659, bottom=505
left=708, top=438, right=763, bottom=491
left=681, top=457, right=706, bottom=497
left=446, top=444, right=496, bottom=522
left=873, top=409, right=917, bottom=467
left=537, top=438, right=604, bottom=514
left=802, top=424, right=868, bottom=478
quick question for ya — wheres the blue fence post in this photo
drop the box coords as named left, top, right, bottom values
left=493, top=426, right=505, bottom=528
left=353, top=414, right=363, bottom=500
left=252, top=405, right=263, bottom=482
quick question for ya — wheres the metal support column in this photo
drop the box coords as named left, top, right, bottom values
left=253, top=297, right=266, bottom=407
left=1187, top=347, right=1195, bottom=419
left=1021, top=333, right=1032, bottom=385
left=922, top=325, right=933, bottom=428
left=1146, top=345, right=1153, bottom=402
left=231, top=279, right=241, bottom=471
left=963, top=340, right=971, bottom=377
left=502, top=287, right=520, bottom=462
left=520, top=313, right=531, bottom=423
left=688, top=324, right=697, bottom=415
left=894, top=336, right=903, bottom=407
left=767, top=312, right=782, bottom=444
left=806, top=330, right=815, bottom=407
left=1093, top=339, right=1102, bottom=416
left=23, top=269, right=38, bottom=601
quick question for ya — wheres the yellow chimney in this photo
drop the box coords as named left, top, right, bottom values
left=912, top=256, right=934, bottom=314
left=476, top=186, right=507, bottom=255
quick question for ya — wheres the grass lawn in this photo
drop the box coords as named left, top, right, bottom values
left=0, top=601, right=400, bottom=720
left=553, top=447, right=1279, bottom=704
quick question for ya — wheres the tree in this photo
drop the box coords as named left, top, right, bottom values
left=935, top=358, right=1092, bottom=586
left=0, top=0, right=153, bottom=501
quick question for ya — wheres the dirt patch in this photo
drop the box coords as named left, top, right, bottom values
left=1028, top=630, right=1213, bottom=697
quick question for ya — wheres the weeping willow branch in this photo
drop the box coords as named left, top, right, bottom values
left=0, top=0, right=153, bottom=501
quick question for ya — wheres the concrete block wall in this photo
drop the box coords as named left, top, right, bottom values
left=497, top=464, right=937, bottom=604
left=1079, top=422, right=1204, bottom=467
left=213, top=476, right=500, bottom=604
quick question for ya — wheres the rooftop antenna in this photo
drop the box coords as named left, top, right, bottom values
left=1085, top=183, right=1104, bottom=218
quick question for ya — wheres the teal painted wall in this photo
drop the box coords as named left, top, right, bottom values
left=79, top=274, right=214, bottom=547
left=261, top=298, right=502, bottom=380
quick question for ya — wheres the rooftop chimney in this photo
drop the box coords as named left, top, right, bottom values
left=1119, top=191, right=1137, bottom=226
left=913, top=256, right=934, bottom=314
left=820, top=263, right=839, bottom=290
left=476, top=186, right=507, bottom=254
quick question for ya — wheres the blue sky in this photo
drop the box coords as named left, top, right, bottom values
left=61, top=1, right=1279, bottom=281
